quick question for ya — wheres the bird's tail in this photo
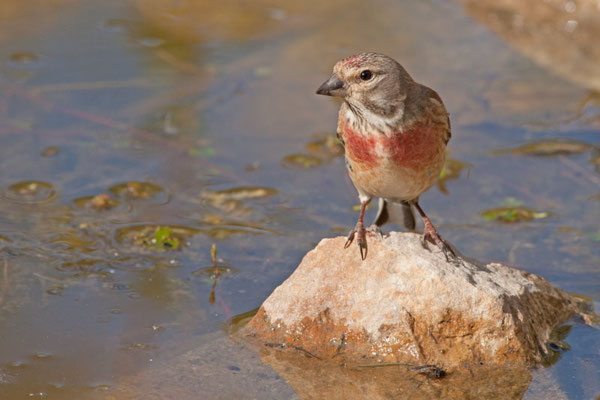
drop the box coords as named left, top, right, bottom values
left=373, top=198, right=416, bottom=230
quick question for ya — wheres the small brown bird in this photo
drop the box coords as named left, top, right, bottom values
left=316, top=52, right=453, bottom=260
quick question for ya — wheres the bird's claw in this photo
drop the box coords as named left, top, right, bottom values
left=366, top=224, right=383, bottom=237
left=345, top=223, right=368, bottom=260
left=358, top=238, right=367, bottom=260
left=421, top=225, right=457, bottom=262
left=344, top=230, right=355, bottom=249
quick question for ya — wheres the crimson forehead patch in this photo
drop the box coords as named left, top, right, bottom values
left=342, top=54, right=367, bottom=68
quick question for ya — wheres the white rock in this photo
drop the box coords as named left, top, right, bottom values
left=243, top=232, right=581, bottom=368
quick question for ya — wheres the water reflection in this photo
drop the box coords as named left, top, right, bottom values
left=457, top=0, right=600, bottom=92
left=132, top=0, right=291, bottom=42
left=0, top=0, right=598, bottom=398
left=258, top=349, right=532, bottom=400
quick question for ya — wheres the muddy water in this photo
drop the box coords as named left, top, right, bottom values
left=0, top=0, right=598, bottom=399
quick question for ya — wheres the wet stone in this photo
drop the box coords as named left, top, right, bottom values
left=305, top=134, right=344, bottom=160
left=8, top=52, right=39, bottom=66
left=241, top=232, right=585, bottom=368
left=73, top=193, right=119, bottom=211
left=109, top=181, right=166, bottom=202
left=4, top=181, right=56, bottom=204
left=40, top=146, right=59, bottom=157
left=208, top=186, right=278, bottom=200
left=481, top=206, right=550, bottom=223
left=281, top=154, right=323, bottom=169
left=491, top=138, right=595, bottom=157
left=437, top=158, right=473, bottom=195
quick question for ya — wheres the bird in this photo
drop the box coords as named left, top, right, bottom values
left=316, top=52, right=453, bottom=260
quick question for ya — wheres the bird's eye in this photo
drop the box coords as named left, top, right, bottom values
left=359, top=70, right=373, bottom=81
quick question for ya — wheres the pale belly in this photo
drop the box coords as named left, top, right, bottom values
left=347, top=154, right=444, bottom=201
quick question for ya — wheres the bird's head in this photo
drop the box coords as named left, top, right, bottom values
left=316, top=52, right=413, bottom=118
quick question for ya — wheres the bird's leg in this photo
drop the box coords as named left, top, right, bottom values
left=345, top=198, right=371, bottom=260
left=414, top=201, right=456, bottom=260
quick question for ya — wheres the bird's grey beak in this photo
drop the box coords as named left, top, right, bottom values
left=316, top=74, right=345, bottom=96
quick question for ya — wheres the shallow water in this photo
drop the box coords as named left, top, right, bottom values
left=0, top=0, right=598, bottom=398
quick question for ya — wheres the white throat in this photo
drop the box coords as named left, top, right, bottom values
left=343, top=102, right=405, bottom=136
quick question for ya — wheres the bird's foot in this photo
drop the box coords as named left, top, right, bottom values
left=366, top=224, right=383, bottom=237
left=344, top=221, right=368, bottom=260
left=421, top=221, right=456, bottom=262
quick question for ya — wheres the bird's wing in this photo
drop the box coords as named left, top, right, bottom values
left=428, top=90, right=451, bottom=145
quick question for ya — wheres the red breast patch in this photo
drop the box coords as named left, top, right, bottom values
left=381, top=123, right=440, bottom=170
left=343, top=122, right=441, bottom=171
left=343, top=125, right=378, bottom=167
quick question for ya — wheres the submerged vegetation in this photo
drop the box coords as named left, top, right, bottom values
left=0, top=0, right=598, bottom=398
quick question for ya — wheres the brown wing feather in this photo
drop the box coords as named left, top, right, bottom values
left=428, top=89, right=451, bottom=145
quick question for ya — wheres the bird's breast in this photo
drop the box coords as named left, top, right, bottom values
left=342, top=126, right=379, bottom=167
left=340, top=119, right=446, bottom=200
left=341, top=121, right=444, bottom=172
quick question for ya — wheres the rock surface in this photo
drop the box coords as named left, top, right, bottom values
left=242, top=232, right=581, bottom=368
